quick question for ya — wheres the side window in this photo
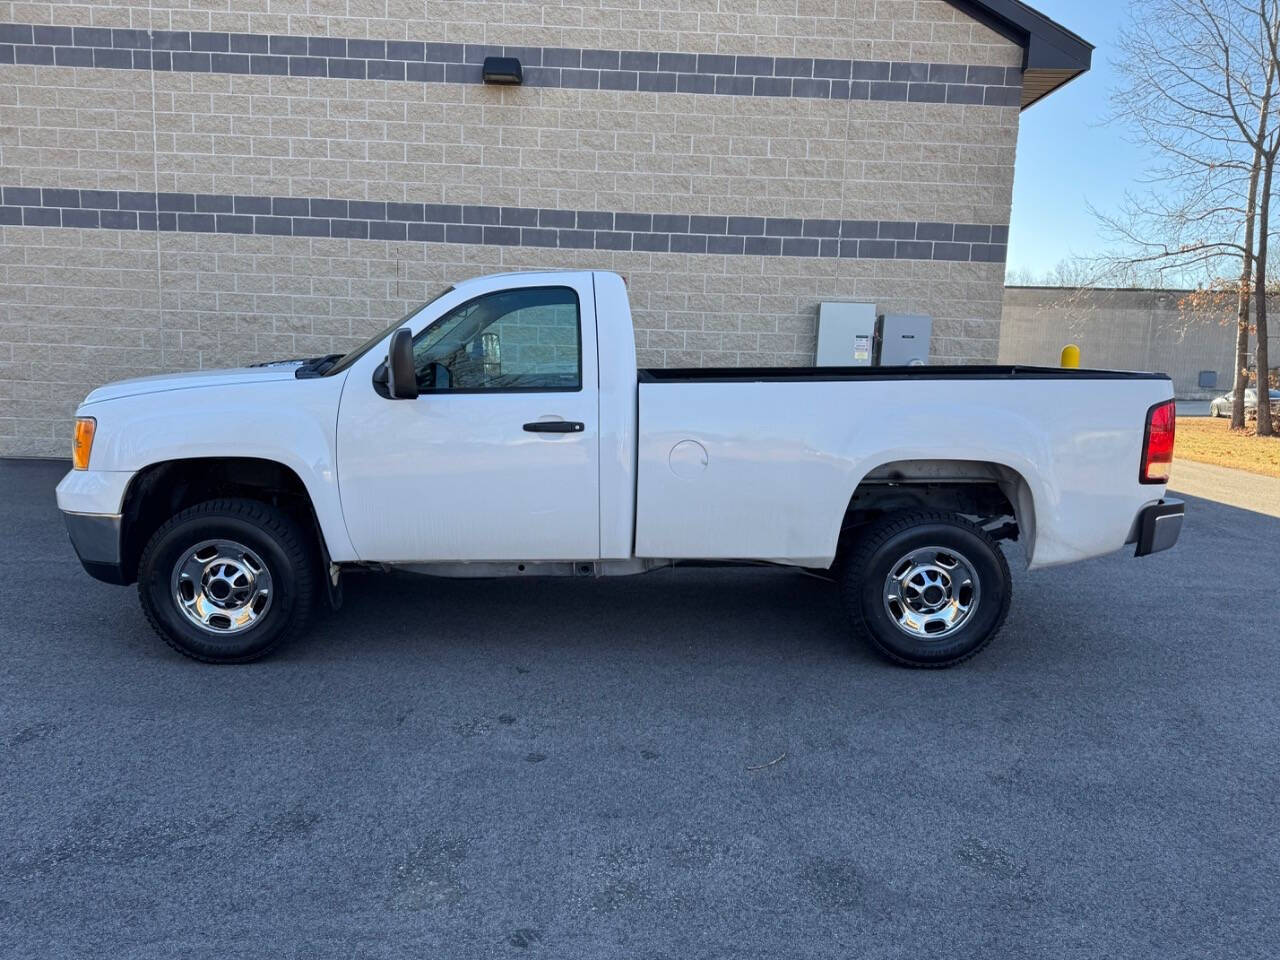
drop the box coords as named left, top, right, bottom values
left=413, top=286, right=581, bottom=392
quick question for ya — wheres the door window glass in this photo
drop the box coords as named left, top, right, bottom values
left=413, top=286, right=581, bottom=391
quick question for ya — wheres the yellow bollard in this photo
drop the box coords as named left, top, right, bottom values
left=1060, top=344, right=1080, bottom=368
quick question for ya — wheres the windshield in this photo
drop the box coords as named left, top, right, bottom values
left=323, top=285, right=454, bottom=377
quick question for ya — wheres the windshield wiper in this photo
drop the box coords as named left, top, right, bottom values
left=293, top=354, right=344, bottom=379
left=249, top=353, right=343, bottom=378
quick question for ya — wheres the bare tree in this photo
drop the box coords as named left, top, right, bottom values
left=1005, top=258, right=1168, bottom=289
left=1255, top=125, right=1277, bottom=434
left=1222, top=0, right=1278, bottom=433
left=1257, top=1, right=1280, bottom=433
left=1050, top=260, right=1103, bottom=288
left=1236, top=150, right=1260, bottom=429
left=1106, top=0, right=1280, bottom=430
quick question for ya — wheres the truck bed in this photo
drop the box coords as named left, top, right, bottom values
left=633, top=368, right=1175, bottom=570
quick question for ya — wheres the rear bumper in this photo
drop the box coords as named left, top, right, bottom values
left=62, top=510, right=128, bottom=584
left=1131, top=498, right=1184, bottom=557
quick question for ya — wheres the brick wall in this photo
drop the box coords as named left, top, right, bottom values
left=0, top=1, right=1022, bottom=456
left=494, top=298, right=580, bottom=378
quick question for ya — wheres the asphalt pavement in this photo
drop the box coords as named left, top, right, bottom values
left=1170, top=459, right=1280, bottom=517
left=2, top=457, right=1277, bottom=959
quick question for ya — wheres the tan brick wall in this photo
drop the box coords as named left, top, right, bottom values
left=4, top=65, right=1016, bottom=222
left=0, top=0, right=1021, bottom=456
left=2, top=1, right=1023, bottom=66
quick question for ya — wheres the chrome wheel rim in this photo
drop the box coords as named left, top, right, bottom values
left=882, top=546, right=980, bottom=641
left=171, top=539, right=273, bottom=635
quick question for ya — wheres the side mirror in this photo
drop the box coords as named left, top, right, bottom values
left=386, top=328, right=418, bottom=400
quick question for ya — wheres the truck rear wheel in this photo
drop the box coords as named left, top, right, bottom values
left=137, top=498, right=315, bottom=663
left=840, top=511, right=1011, bottom=668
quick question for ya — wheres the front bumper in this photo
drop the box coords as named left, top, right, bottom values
left=1132, top=498, right=1185, bottom=557
left=62, top=510, right=128, bottom=584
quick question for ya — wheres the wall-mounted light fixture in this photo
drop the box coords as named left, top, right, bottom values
left=482, top=57, right=523, bottom=85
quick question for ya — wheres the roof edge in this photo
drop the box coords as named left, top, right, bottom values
left=945, top=0, right=1093, bottom=108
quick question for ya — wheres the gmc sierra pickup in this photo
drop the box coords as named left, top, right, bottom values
left=57, top=270, right=1184, bottom=667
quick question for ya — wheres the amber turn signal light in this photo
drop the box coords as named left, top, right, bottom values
left=72, top=417, right=96, bottom=470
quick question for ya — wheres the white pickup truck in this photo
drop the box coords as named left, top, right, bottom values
left=57, top=270, right=1183, bottom=668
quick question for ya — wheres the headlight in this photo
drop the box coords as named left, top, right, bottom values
left=72, top=417, right=96, bottom=470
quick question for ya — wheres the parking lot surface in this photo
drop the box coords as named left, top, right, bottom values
left=3, top=457, right=1277, bottom=959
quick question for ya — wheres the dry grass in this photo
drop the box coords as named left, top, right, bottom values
left=1175, top=416, right=1280, bottom=478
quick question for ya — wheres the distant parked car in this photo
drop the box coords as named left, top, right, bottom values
left=1209, top=388, right=1280, bottom=417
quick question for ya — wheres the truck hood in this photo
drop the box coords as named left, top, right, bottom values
left=81, top=364, right=303, bottom=405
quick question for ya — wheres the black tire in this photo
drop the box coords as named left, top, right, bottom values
left=839, top=511, right=1011, bottom=668
left=137, top=498, right=316, bottom=663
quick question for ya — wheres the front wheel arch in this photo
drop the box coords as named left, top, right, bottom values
left=118, top=457, right=327, bottom=585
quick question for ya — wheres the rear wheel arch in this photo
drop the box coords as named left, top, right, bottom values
left=118, top=457, right=329, bottom=584
left=837, top=458, right=1037, bottom=560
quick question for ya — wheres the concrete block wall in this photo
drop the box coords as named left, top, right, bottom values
left=1000, top=286, right=1280, bottom=399
left=0, top=1, right=1022, bottom=456
left=450, top=291, right=581, bottom=379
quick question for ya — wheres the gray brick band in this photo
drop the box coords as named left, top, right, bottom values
left=0, top=23, right=1022, bottom=106
left=0, top=186, right=1010, bottom=262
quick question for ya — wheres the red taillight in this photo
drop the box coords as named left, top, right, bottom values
left=1140, top=399, right=1176, bottom=484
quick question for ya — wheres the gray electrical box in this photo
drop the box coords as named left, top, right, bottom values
left=876, top=314, right=932, bottom=366
left=815, top=301, right=877, bottom=366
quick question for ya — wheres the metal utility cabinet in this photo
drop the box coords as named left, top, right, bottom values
left=815, top=302, right=877, bottom=366
left=876, top=314, right=932, bottom=366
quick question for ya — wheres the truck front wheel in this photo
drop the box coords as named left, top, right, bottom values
left=840, top=511, right=1011, bottom=668
left=137, top=498, right=316, bottom=663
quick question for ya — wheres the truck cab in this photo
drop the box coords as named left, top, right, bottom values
left=330, top=270, right=639, bottom=564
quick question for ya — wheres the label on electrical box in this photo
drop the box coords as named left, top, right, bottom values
left=853, top=334, right=870, bottom=362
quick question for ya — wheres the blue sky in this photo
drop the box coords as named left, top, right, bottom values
left=1006, top=0, right=1154, bottom=278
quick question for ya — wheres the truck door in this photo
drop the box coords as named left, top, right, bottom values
left=334, top=275, right=600, bottom=562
